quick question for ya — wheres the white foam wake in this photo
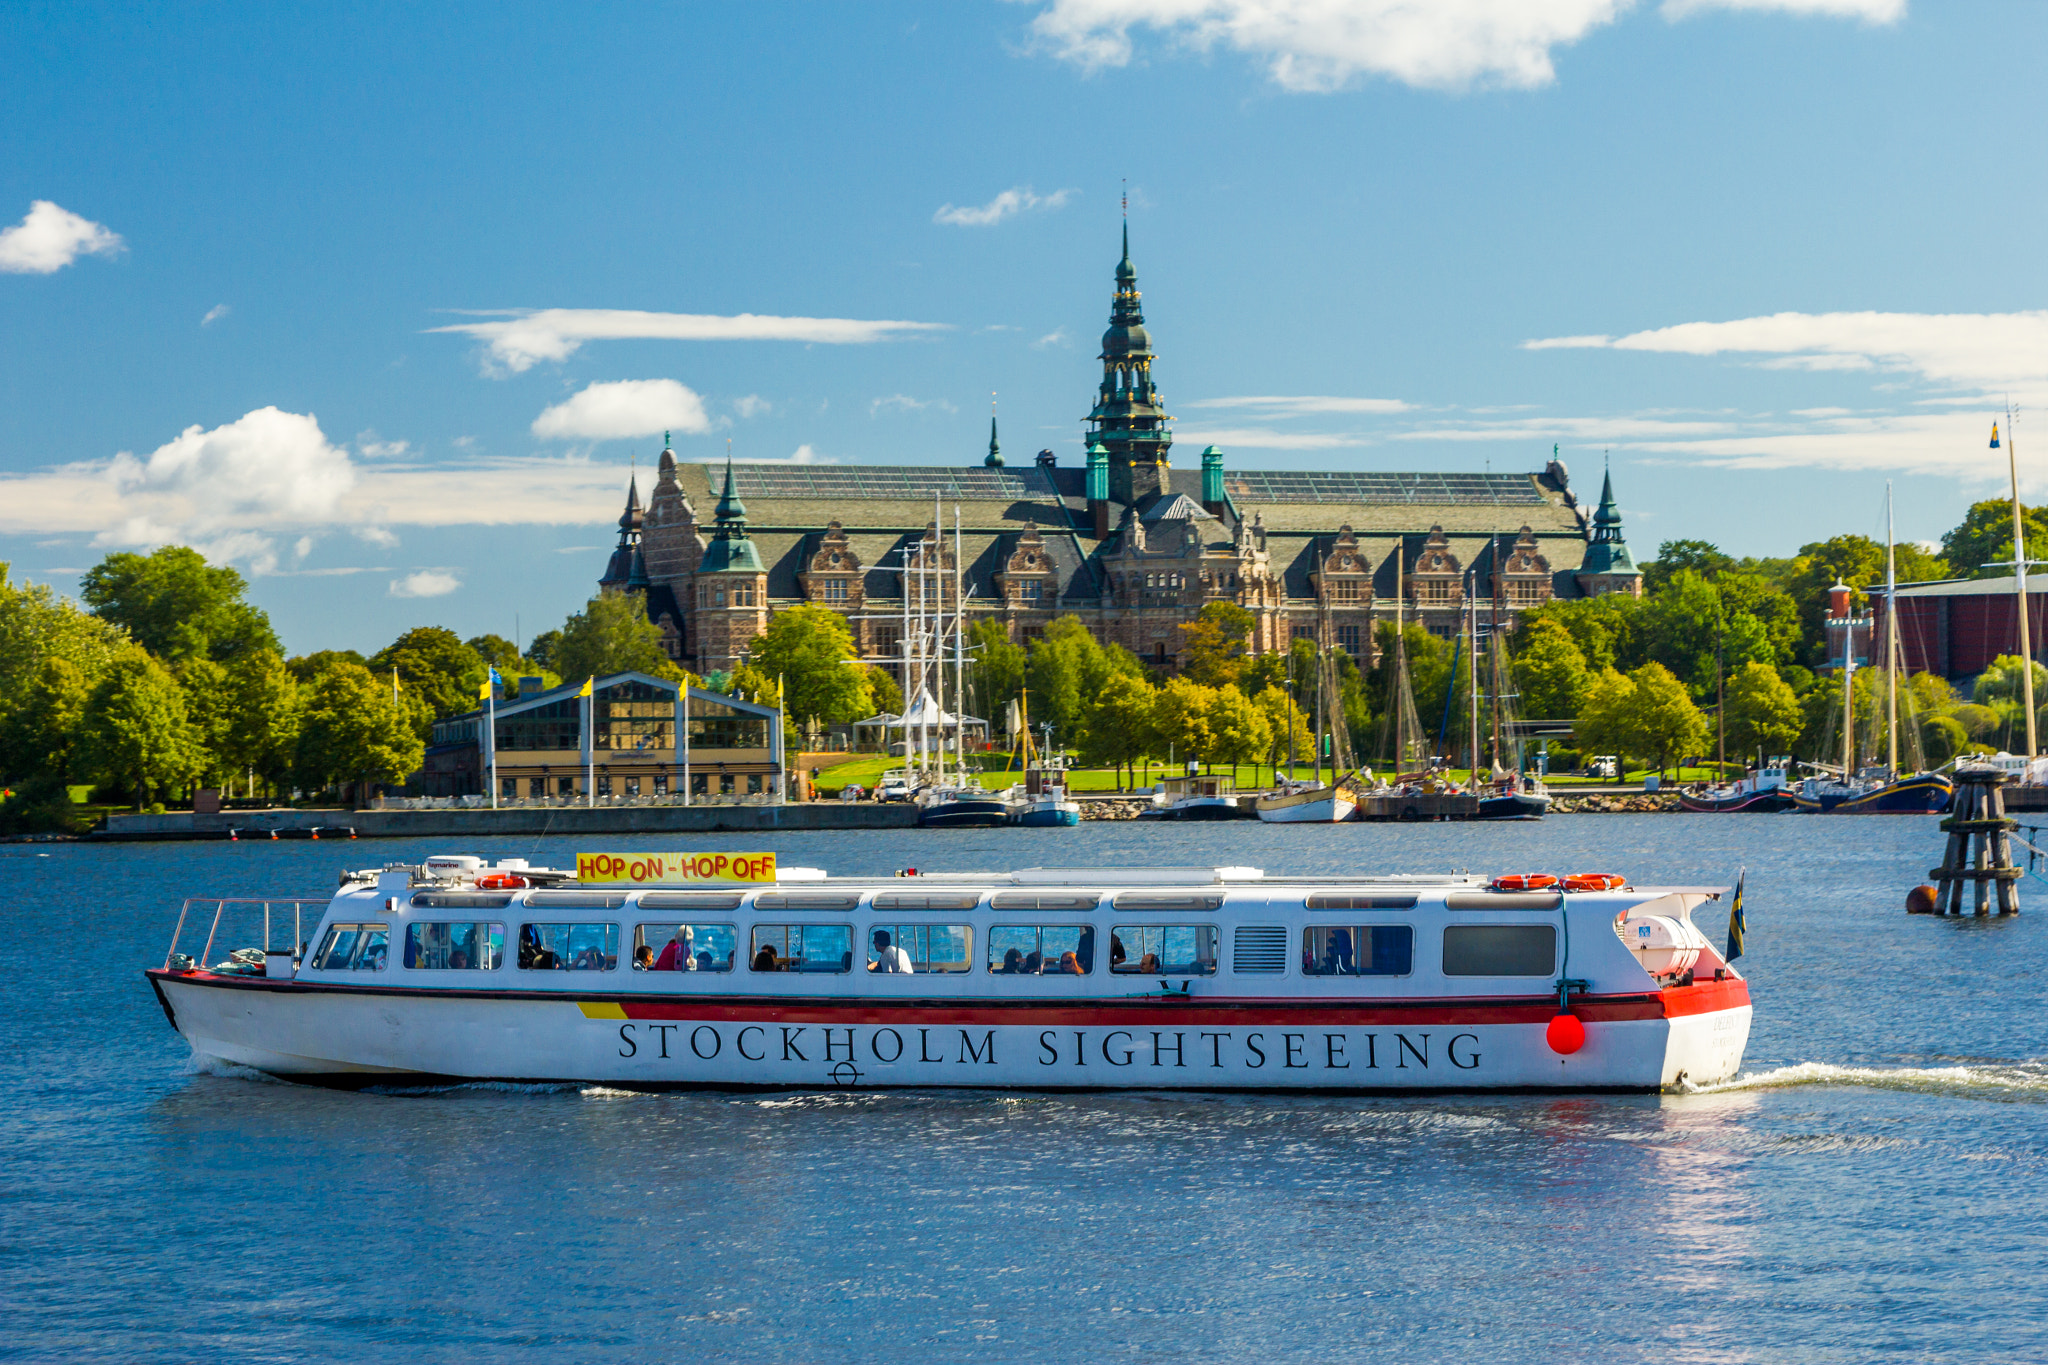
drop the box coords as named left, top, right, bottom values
left=1684, top=1060, right=2048, bottom=1097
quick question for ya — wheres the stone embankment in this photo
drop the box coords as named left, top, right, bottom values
left=1078, top=799, right=1147, bottom=821
left=1550, top=794, right=1682, bottom=814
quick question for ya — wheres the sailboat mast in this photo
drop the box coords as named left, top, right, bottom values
left=1395, top=545, right=1407, bottom=768
left=1468, top=572, right=1479, bottom=778
left=2010, top=406, right=2038, bottom=758
left=1489, top=535, right=1504, bottom=774
left=954, top=506, right=966, bottom=782
left=1886, top=482, right=1899, bottom=775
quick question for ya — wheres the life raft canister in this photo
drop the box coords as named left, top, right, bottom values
left=1490, top=873, right=1560, bottom=892
left=1562, top=873, right=1627, bottom=893
left=475, top=873, right=530, bottom=890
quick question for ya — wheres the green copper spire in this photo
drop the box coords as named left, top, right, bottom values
left=1088, top=222, right=1171, bottom=506
left=714, top=454, right=746, bottom=524
left=985, top=411, right=1003, bottom=468
left=1579, top=457, right=1638, bottom=577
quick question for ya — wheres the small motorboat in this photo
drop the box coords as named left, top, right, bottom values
left=917, top=782, right=1010, bottom=828
left=1678, top=757, right=1796, bottom=813
left=1149, top=773, right=1243, bottom=820
left=1006, top=758, right=1080, bottom=828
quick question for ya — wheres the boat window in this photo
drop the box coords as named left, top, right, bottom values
left=636, top=891, right=746, bottom=912
left=517, top=922, right=619, bottom=971
left=411, top=892, right=514, bottom=910
left=989, top=892, right=1100, bottom=912
left=1231, top=925, right=1289, bottom=974
left=1444, top=892, right=1562, bottom=911
left=753, top=892, right=864, bottom=912
left=1302, top=925, right=1413, bottom=977
left=1112, top=892, right=1225, bottom=911
left=312, top=923, right=389, bottom=971
left=866, top=923, right=972, bottom=974
left=1441, top=924, right=1556, bottom=976
left=525, top=891, right=627, bottom=910
left=403, top=921, right=505, bottom=970
left=633, top=923, right=738, bottom=972
left=1109, top=925, right=1218, bottom=976
left=870, top=891, right=983, bottom=911
left=1305, top=893, right=1419, bottom=911
left=988, top=924, right=1095, bottom=975
left=750, top=924, right=854, bottom=973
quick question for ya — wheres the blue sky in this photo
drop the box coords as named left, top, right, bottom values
left=4, top=0, right=2046, bottom=654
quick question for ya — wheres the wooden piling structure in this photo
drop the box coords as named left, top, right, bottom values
left=1929, top=766, right=2021, bottom=916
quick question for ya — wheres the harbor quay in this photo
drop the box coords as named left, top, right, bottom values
left=95, top=801, right=917, bottom=841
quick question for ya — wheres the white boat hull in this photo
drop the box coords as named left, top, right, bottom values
left=1255, top=791, right=1357, bottom=824
left=152, top=973, right=1750, bottom=1092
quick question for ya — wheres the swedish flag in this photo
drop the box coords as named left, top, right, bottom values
left=1992, top=422, right=2002, bottom=450
left=1726, top=868, right=1747, bottom=964
left=578, top=676, right=594, bottom=698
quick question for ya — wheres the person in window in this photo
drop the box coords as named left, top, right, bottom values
left=753, top=943, right=781, bottom=972
left=869, top=930, right=914, bottom=974
left=1109, top=934, right=1127, bottom=970
left=998, top=947, right=1024, bottom=975
left=696, top=950, right=716, bottom=972
left=1323, top=928, right=1356, bottom=977
left=449, top=949, right=471, bottom=970
left=633, top=945, right=655, bottom=970
left=1138, top=952, right=1160, bottom=974
left=1057, top=951, right=1083, bottom=976
left=654, top=926, right=695, bottom=971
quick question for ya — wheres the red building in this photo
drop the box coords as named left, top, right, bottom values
left=1879, top=575, right=2048, bottom=681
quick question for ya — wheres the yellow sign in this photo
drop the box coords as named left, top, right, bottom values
left=576, top=851, right=777, bottom=885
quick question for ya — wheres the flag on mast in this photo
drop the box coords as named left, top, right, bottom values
left=1992, top=422, right=2001, bottom=449
left=1725, top=868, right=1747, bottom=964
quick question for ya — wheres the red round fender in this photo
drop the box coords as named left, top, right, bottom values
left=1546, top=1013, right=1587, bottom=1055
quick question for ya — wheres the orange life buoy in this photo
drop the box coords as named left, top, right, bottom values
left=475, top=873, right=529, bottom=890
left=1491, top=873, right=1560, bottom=893
left=1562, top=873, right=1627, bottom=893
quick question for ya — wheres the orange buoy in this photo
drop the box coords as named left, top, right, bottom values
left=1562, top=873, right=1627, bottom=893
left=1546, top=1013, right=1586, bottom=1055
left=1491, top=873, right=1560, bottom=893
left=1906, top=884, right=1938, bottom=915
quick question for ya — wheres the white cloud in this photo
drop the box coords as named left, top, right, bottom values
left=1662, top=0, right=1900, bottom=19
left=0, top=200, right=124, bottom=274
left=1186, top=394, right=1413, bottom=415
left=1173, top=426, right=1367, bottom=450
left=790, top=444, right=826, bottom=464
left=533, top=379, right=712, bottom=442
left=430, top=308, right=948, bottom=375
left=871, top=394, right=956, bottom=416
left=201, top=303, right=230, bottom=327
left=108, top=407, right=356, bottom=534
left=1033, top=327, right=1070, bottom=349
left=389, top=570, right=461, bottom=598
left=357, top=437, right=412, bottom=459
left=933, top=186, right=1076, bottom=227
left=733, top=394, right=772, bottom=419
left=355, top=525, right=400, bottom=548
left=1024, top=0, right=1898, bottom=93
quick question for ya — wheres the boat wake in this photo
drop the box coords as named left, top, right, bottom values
left=1683, top=1060, right=2048, bottom=1099
left=182, top=1053, right=284, bottom=1084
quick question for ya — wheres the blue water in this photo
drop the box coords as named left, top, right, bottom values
left=4, top=818, right=2046, bottom=1363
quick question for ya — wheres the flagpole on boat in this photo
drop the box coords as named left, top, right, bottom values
left=1885, top=481, right=1899, bottom=777
left=2005, top=407, right=2037, bottom=758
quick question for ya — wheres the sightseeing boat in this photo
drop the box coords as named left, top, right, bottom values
left=145, top=853, right=1752, bottom=1093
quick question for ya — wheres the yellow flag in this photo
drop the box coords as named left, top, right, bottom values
left=578, top=676, right=594, bottom=698
left=478, top=679, right=492, bottom=700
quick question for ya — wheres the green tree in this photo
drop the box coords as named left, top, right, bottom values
left=1625, top=662, right=1711, bottom=776
left=1922, top=714, right=1969, bottom=767
left=0, top=656, right=89, bottom=782
left=78, top=652, right=208, bottom=805
left=1206, top=684, right=1271, bottom=781
left=745, top=605, right=871, bottom=726
left=552, top=595, right=687, bottom=684
left=467, top=634, right=523, bottom=670
left=1152, top=676, right=1217, bottom=769
left=295, top=661, right=427, bottom=799
left=176, top=657, right=234, bottom=785
left=1643, top=539, right=1736, bottom=595
left=222, top=649, right=302, bottom=798
left=967, top=619, right=1027, bottom=730
left=79, top=546, right=279, bottom=663
left=1519, top=595, right=1640, bottom=673
left=866, top=665, right=903, bottom=716
left=1255, top=684, right=1312, bottom=771
left=1512, top=617, right=1590, bottom=720
left=526, top=629, right=564, bottom=671
left=1636, top=569, right=1798, bottom=697
left=1723, top=662, right=1803, bottom=761
left=1573, top=667, right=1637, bottom=771
left=287, top=649, right=367, bottom=684
left=0, top=565, right=132, bottom=766
left=1077, top=671, right=1158, bottom=788
left=1941, top=499, right=2048, bottom=580
left=1782, top=535, right=1890, bottom=665
left=370, top=627, right=489, bottom=724
left=1182, top=601, right=1255, bottom=687
left=1025, top=617, right=1122, bottom=744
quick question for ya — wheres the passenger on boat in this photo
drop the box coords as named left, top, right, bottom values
left=869, top=930, right=914, bottom=974
left=1057, top=951, right=1083, bottom=975
left=1109, top=934, right=1126, bottom=970
left=1321, top=928, right=1356, bottom=976
left=633, top=945, right=655, bottom=970
left=449, top=949, right=470, bottom=970
left=1138, top=952, right=1160, bottom=974
left=1022, top=950, right=1043, bottom=975
left=654, top=926, right=696, bottom=971
left=999, top=948, right=1024, bottom=974
left=696, top=950, right=718, bottom=971
left=516, top=926, right=558, bottom=971
left=753, top=943, right=781, bottom=972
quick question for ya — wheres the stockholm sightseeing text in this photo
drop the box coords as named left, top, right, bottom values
left=615, top=1023, right=1485, bottom=1072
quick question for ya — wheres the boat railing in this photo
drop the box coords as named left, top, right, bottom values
left=163, top=897, right=332, bottom=972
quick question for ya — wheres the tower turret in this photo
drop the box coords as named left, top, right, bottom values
left=984, top=412, right=1003, bottom=469
left=598, top=473, right=642, bottom=594
left=1086, top=223, right=1172, bottom=508
left=1086, top=441, right=1111, bottom=537
left=1574, top=459, right=1643, bottom=598
left=1200, top=445, right=1226, bottom=516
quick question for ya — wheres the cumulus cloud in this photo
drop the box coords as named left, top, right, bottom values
left=933, top=186, right=1076, bottom=227
left=0, top=200, right=124, bottom=274
left=1173, top=427, right=1370, bottom=450
left=389, top=570, right=461, bottom=598
left=532, top=379, right=712, bottom=442
left=871, top=394, right=956, bottom=416
left=1033, top=327, right=1070, bottom=349
left=109, top=407, right=356, bottom=532
left=733, top=394, right=772, bottom=419
left=430, top=308, right=948, bottom=375
left=201, top=303, right=230, bottom=327
left=1023, top=0, right=1900, bottom=92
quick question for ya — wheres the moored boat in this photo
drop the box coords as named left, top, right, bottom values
left=1005, top=757, right=1081, bottom=827
left=1678, top=757, right=1797, bottom=813
left=146, top=854, right=1754, bottom=1092
left=917, top=782, right=1009, bottom=828
left=1149, top=773, right=1243, bottom=819
left=1254, top=777, right=1358, bottom=824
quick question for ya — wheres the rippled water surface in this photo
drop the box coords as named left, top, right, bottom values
left=4, top=818, right=2046, bottom=1362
